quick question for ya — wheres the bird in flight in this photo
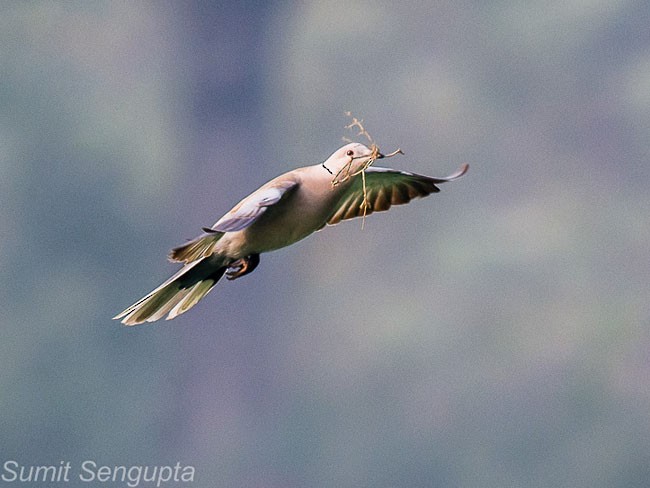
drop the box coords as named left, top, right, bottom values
left=114, top=143, right=468, bottom=325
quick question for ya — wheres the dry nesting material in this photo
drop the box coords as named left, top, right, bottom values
left=333, top=112, right=404, bottom=227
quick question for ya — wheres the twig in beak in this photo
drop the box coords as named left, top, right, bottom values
left=358, top=147, right=403, bottom=228
left=344, top=111, right=374, bottom=145
left=380, top=148, right=404, bottom=158
left=340, top=112, right=406, bottom=229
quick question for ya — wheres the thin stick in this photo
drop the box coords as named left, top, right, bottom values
left=360, top=169, right=367, bottom=229
left=344, top=111, right=375, bottom=145
left=340, top=112, right=403, bottom=228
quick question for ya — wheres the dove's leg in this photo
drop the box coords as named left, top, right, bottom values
left=226, top=254, right=260, bottom=280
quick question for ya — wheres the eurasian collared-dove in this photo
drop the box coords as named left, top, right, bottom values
left=114, top=142, right=468, bottom=325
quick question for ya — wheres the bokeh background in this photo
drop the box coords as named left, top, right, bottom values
left=2, top=1, right=650, bottom=487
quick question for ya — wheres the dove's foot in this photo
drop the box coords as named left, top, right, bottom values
left=226, top=254, right=260, bottom=280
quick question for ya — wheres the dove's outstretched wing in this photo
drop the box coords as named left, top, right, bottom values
left=327, top=164, right=468, bottom=225
left=169, top=177, right=299, bottom=263
left=209, top=177, right=300, bottom=232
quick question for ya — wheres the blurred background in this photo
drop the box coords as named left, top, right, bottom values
left=1, top=1, right=649, bottom=487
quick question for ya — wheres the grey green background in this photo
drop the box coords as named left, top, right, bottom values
left=2, top=1, right=650, bottom=487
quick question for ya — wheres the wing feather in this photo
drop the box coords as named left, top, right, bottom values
left=206, top=177, right=299, bottom=233
left=170, top=175, right=299, bottom=262
left=326, top=164, right=468, bottom=226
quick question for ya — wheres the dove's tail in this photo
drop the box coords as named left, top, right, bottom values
left=168, top=230, right=225, bottom=263
left=113, top=255, right=227, bottom=326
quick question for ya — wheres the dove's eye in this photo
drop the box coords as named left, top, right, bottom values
left=346, top=150, right=354, bottom=157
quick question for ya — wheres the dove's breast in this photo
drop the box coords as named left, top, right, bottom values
left=217, top=167, right=347, bottom=258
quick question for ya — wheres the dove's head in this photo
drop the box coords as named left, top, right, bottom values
left=323, top=143, right=381, bottom=183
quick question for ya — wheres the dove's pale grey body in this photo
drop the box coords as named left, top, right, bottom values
left=216, top=166, right=342, bottom=256
left=114, top=143, right=468, bottom=325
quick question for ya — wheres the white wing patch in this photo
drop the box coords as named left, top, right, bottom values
left=211, top=181, right=299, bottom=232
